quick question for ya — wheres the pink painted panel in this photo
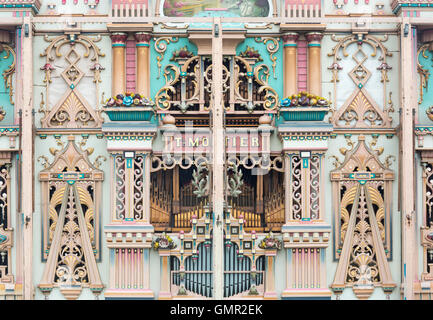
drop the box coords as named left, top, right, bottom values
left=285, top=0, right=321, bottom=7
left=126, top=39, right=136, bottom=92
left=297, top=39, right=308, bottom=92
left=112, top=0, right=148, bottom=4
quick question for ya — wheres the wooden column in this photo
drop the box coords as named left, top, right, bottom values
left=282, top=33, right=299, bottom=97
left=212, top=17, right=224, bottom=300
left=134, top=32, right=152, bottom=97
left=306, top=32, right=323, bottom=96
left=158, top=251, right=172, bottom=299
left=400, top=19, right=417, bottom=300
left=111, top=33, right=128, bottom=96
left=22, top=17, right=34, bottom=300
left=264, top=249, right=277, bottom=299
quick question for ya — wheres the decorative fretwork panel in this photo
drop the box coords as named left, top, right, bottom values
left=112, top=154, right=146, bottom=222
left=287, top=153, right=324, bottom=221
left=0, top=163, right=13, bottom=283
left=330, top=136, right=395, bottom=299
left=39, top=34, right=105, bottom=129
left=165, top=206, right=271, bottom=298
left=155, top=54, right=278, bottom=115
left=38, top=137, right=104, bottom=299
left=420, top=158, right=433, bottom=281
left=328, top=34, right=394, bottom=129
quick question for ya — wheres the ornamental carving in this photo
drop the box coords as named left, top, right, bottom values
left=112, top=154, right=146, bottom=222
left=330, top=136, right=395, bottom=299
left=0, top=162, right=13, bottom=283
left=38, top=136, right=104, bottom=299
left=286, top=153, right=323, bottom=221
left=39, top=34, right=105, bottom=129
left=421, top=161, right=433, bottom=280
left=328, top=34, right=394, bottom=129
left=0, top=44, right=16, bottom=106
left=418, top=43, right=432, bottom=105
left=155, top=54, right=279, bottom=114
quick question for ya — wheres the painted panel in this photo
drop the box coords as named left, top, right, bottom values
left=162, top=0, right=271, bottom=17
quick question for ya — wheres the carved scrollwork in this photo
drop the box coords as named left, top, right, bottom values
left=154, top=37, right=179, bottom=79
left=418, top=44, right=432, bottom=105
left=155, top=64, right=180, bottom=111
left=39, top=34, right=105, bottom=129
left=254, top=64, right=279, bottom=111
left=254, top=37, right=279, bottom=79
left=39, top=137, right=104, bottom=298
left=328, top=34, right=393, bottom=129
left=0, top=44, right=16, bottom=105
left=331, top=136, right=395, bottom=298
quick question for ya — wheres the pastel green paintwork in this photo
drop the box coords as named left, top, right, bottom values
left=150, top=37, right=198, bottom=101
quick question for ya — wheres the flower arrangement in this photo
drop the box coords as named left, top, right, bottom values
left=152, top=233, right=176, bottom=250
left=0, top=106, right=6, bottom=122
left=278, top=92, right=330, bottom=121
left=239, top=46, right=263, bottom=62
left=103, top=92, right=155, bottom=121
left=258, top=232, right=282, bottom=250
left=170, top=46, right=194, bottom=61
left=105, top=92, right=154, bottom=108
left=280, top=91, right=330, bottom=108
left=426, top=106, right=433, bottom=122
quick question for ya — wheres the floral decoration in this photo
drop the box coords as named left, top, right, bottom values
left=104, top=92, right=155, bottom=108
left=239, top=46, right=263, bottom=62
left=170, top=46, right=194, bottom=61
left=426, top=106, right=433, bottom=121
left=0, top=106, right=6, bottom=122
left=152, top=233, right=176, bottom=250
left=258, top=232, right=282, bottom=250
left=280, top=91, right=330, bottom=108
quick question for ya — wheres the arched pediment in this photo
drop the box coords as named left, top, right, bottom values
left=331, top=135, right=394, bottom=180
left=39, top=136, right=103, bottom=178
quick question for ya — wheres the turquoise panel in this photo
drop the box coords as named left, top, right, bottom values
left=0, top=47, right=14, bottom=125
left=236, top=37, right=283, bottom=99
left=150, top=37, right=198, bottom=101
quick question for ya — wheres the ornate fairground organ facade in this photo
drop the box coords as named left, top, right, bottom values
left=0, top=0, right=432, bottom=300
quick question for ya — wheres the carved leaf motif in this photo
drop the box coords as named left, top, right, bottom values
left=49, top=92, right=96, bottom=128
left=338, top=91, right=385, bottom=128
